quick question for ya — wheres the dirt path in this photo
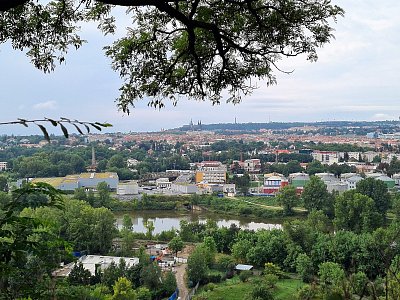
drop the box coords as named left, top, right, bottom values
left=175, top=263, right=188, bottom=300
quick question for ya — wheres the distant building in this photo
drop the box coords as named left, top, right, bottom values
left=326, top=182, right=348, bottom=193
left=0, top=162, right=7, bottom=171
left=223, top=184, right=236, bottom=196
left=381, top=153, right=400, bottom=164
left=312, top=151, right=339, bottom=165
left=78, top=172, right=119, bottom=190
left=315, top=173, right=337, bottom=183
left=365, top=173, right=395, bottom=189
left=117, top=181, right=139, bottom=195
left=195, top=161, right=227, bottom=184
left=54, top=255, right=139, bottom=277
left=170, top=183, right=198, bottom=194
left=299, top=149, right=313, bottom=155
left=262, top=174, right=288, bottom=196
left=18, top=172, right=119, bottom=191
left=338, top=152, right=361, bottom=161
left=156, top=178, right=171, bottom=189
left=288, top=173, right=310, bottom=194
left=363, top=151, right=380, bottom=163
left=244, top=159, right=262, bottom=173
left=393, top=174, right=400, bottom=186
left=314, top=172, right=348, bottom=193
left=127, top=159, right=140, bottom=167
left=231, top=159, right=261, bottom=173
left=341, top=173, right=363, bottom=190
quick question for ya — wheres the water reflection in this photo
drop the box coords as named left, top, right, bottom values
left=114, top=211, right=283, bottom=234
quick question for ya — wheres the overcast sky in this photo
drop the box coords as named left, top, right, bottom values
left=1, top=0, right=399, bottom=135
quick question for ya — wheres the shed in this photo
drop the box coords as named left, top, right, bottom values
left=235, top=264, right=254, bottom=271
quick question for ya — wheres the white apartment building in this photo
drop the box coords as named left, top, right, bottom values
left=312, top=151, right=339, bottom=165
left=195, top=161, right=227, bottom=184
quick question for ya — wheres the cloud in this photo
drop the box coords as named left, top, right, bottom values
left=33, top=101, right=57, bottom=110
left=371, top=113, right=399, bottom=121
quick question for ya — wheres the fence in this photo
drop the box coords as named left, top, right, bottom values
left=185, top=282, right=199, bottom=300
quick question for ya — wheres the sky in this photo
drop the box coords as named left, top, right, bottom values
left=1, top=0, right=400, bottom=135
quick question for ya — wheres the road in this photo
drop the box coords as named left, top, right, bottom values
left=175, top=263, right=188, bottom=300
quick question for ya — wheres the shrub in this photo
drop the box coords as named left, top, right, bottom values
left=206, top=273, right=222, bottom=283
left=204, top=283, right=217, bottom=291
left=264, top=274, right=278, bottom=289
left=239, top=270, right=252, bottom=282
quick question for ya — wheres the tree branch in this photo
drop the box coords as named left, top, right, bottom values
left=0, top=0, right=28, bottom=12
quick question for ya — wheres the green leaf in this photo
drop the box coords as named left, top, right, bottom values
left=95, top=122, right=113, bottom=127
left=46, top=118, right=58, bottom=127
left=59, top=123, right=69, bottom=138
left=37, top=124, right=50, bottom=142
left=83, top=123, right=90, bottom=133
left=72, top=123, right=84, bottom=135
left=90, top=123, right=102, bottom=131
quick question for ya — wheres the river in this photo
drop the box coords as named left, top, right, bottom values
left=114, top=210, right=283, bottom=234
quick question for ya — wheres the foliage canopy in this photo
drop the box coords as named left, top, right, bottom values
left=1, top=0, right=343, bottom=111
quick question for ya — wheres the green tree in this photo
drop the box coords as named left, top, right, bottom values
left=318, top=262, right=346, bottom=298
left=143, top=220, right=155, bottom=239
left=108, top=154, right=126, bottom=169
left=284, top=160, right=303, bottom=176
left=0, top=176, right=8, bottom=192
left=136, top=287, right=152, bottom=300
left=356, top=177, right=391, bottom=220
left=301, top=176, right=332, bottom=216
left=350, top=271, right=368, bottom=299
left=187, top=246, right=208, bottom=284
left=162, top=271, right=177, bottom=296
left=1, top=1, right=343, bottom=110
left=140, top=263, right=162, bottom=290
left=372, top=155, right=382, bottom=163
left=0, top=183, right=68, bottom=299
left=87, top=189, right=95, bottom=206
left=74, top=187, right=87, bottom=201
left=306, top=161, right=326, bottom=175
left=232, top=239, right=253, bottom=263
left=112, top=277, right=137, bottom=300
left=96, top=181, right=111, bottom=208
left=102, top=261, right=125, bottom=291
left=119, top=215, right=135, bottom=256
left=334, top=190, right=382, bottom=233
left=296, top=253, right=314, bottom=283
left=168, top=236, right=184, bottom=256
left=231, top=174, right=251, bottom=195
left=122, top=214, right=133, bottom=231
left=276, top=185, right=299, bottom=215
left=198, top=236, right=217, bottom=267
left=246, top=230, right=288, bottom=268
left=392, top=193, right=400, bottom=219
left=68, top=262, right=92, bottom=286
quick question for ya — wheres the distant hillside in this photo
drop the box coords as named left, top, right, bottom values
left=174, top=120, right=400, bottom=133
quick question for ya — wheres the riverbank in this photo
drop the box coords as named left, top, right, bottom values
left=109, top=194, right=308, bottom=222
left=114, top=210, right=284, bottom=234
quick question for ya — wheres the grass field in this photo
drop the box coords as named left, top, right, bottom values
left=194, top=276, right=304, bottom=300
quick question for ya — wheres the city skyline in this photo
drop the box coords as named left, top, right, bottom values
left=1, top=0, right=399, bottom=135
